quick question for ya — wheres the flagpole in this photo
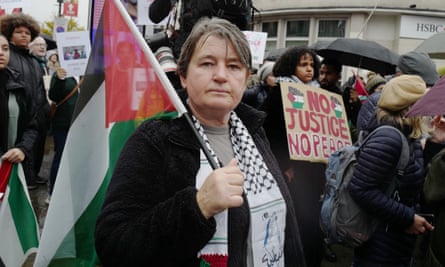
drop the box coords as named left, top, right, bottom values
left=112, top=0, right=219, bottom=169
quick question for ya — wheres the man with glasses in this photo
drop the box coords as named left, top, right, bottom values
left=29, top=36, right=49, bottom=74
left=29, top=36, right=51, bottom=186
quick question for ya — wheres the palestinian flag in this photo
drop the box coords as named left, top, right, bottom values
left=34, top=0, right=186, bottom=265
left=0, top=161, right=39, bottom=267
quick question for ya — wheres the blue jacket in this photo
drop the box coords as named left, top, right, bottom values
left=348, top=124, right=424, bottom=264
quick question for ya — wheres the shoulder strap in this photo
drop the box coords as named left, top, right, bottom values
left=56, top=77, right=84, bottom=107
left=357, top=125, right=410, bottom=195
left=358, top=125, right=409, bottom=172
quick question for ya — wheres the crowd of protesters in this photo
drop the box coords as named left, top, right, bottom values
left=1, top=4, right=445, bottom=267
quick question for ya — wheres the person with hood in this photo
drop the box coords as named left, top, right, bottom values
left=0, top=34, right=38, bottom=170
left=0, top=13, right=50, bottom=189
left=365, top=74, right=386, bottom=95
left=348, top=75, right=434, bottom=266
left=242, top=61, right=276, bottom=109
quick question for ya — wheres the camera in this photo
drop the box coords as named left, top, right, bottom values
left=154, top=46, right=177, bottom=73
left=146, top=31, right=171, bottom=52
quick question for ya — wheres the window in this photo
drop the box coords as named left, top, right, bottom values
left=285, top=20, right=310, bottom=47
left=287, top=20, right=309, bottom=37
left=318, top=19, right=346, bottom=38
left=263, top=22, right=278, bottom=37
left=262, top=21, right=278, bottom=49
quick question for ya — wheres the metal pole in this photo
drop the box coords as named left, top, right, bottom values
left=57, top=0, right=63, bottom=17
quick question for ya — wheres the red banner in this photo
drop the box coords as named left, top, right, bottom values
left=103, top=0, right=174, bottom=126
left=63, top=2, right=79, bottom=17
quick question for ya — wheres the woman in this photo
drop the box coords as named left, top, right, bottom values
left=242, top=61, right=276, bottom=109
left=95, top=18, right=306, bottom=267
left=260, top=46, right=326, bottom=267
left=47, top=67, right=79, bottom=201
left=0, top=34, right=38, bottom=167
left=348, top=75, right=434, bottom=266
left=0, top=13, right=50, bottom=188
left=46, top=53, right=60, bottom=76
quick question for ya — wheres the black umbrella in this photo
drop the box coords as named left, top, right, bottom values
left=314, top=38, right=399, bottom=75
left=40, top=33, right=57, bottom=50
left=309, top=40, right=331, bottom=51
left=264, top=47, right=287, bottom=61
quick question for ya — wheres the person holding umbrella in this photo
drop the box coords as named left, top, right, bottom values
left=95, top=17, right=306, bottom=267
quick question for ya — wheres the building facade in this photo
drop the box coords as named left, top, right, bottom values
left=252, top=0, right=445, bottom=66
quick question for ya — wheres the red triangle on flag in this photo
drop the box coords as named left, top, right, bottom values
left=103, top=0, right=175, bottom=126
left=0, top=161, right=13, bottom=200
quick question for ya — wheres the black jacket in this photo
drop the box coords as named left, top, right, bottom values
left=0, top=68, right=38, bottom=160
left=95, top=103, right=306, bottom=267
left=149, top=0, right=250, bottom=58
left=49, top=75, right=78, bottom=129
left=8, top=43, right=50, bottom=130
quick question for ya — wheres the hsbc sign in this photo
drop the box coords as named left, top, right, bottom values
left=400, top=15, right=445, bottom=39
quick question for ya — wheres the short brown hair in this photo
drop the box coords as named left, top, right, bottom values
left=176, top=17, right=251, bottom=78
left=0, top=13, right=40, bottom=42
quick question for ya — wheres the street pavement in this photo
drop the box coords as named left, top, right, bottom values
left=30, top=136, right=53, bottom=231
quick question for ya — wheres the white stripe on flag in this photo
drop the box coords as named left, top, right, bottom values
left=34, top=83, right=110, bottom=266
left=0, top=164, right=38, bottom=266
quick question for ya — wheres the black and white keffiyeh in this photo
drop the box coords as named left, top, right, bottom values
left=193, top=111, right=287, bottom=267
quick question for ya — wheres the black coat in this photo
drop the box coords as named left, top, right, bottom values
left=149, top=0, right=250, bottom=58
left=49, top=75, right=78, bottom=129
left=8, top=44, right=50, bottom=131
left=348, top=124, right=424, bottom=264
left=95, top=103, right=306, bottom=267
left=0, top=68, right=38, bottom=161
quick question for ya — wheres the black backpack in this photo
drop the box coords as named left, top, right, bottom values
left=320, top=125, right=410, bottom=248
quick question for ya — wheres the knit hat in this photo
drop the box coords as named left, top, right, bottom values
left=258, top=62, right=274, bottom=83
left=398, top=51, right=439, bottom=86
left=378, top=75, right=426, bottom=112
left=366, top=75, right=386, bottom=94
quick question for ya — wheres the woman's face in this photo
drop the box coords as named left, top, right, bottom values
left=0, top=36, right=10, bottom=69
left=10, top=26, right=32, bottom=48
left=50, top=54, right=58, bottom=62
left=180, top=35, right=249, bottom=125
left=294, top=53, right=315, bottom=83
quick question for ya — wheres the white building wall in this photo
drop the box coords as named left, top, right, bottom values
left=251, top=0, right=445, bottom=70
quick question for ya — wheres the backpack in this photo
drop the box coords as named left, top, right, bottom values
left=320, top=125, right=410, bottom=248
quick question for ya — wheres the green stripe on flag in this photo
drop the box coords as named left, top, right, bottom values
left=8, top=164, right=39, bottom=253
left=49, top=115, right=177, bottom=266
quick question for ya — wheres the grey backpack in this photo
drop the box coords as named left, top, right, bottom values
left=320, top=125, right=410, bottom=247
